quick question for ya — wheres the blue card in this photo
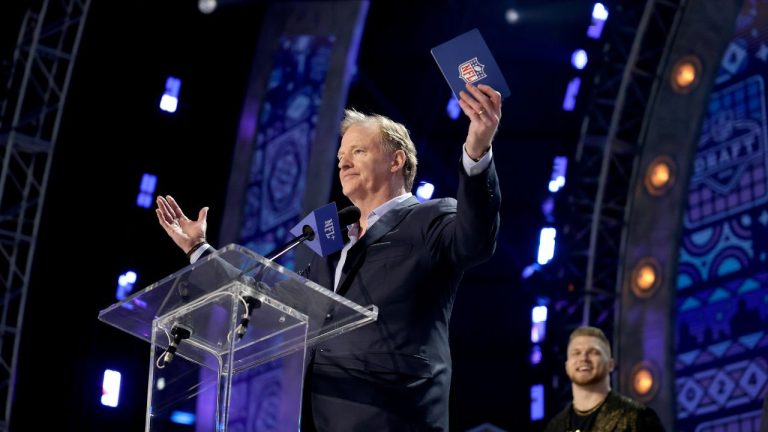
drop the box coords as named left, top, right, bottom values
left=431, top=28, right=511, bottom=100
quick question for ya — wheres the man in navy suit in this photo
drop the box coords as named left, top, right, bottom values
left=156, top=82, right=502, bottom=431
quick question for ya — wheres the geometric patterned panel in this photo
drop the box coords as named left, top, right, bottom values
left=677, top=282, right=768, bottom=356
left=676, top=358, right=767, bottom=419
left=228, top=363, right=284, bottom=431
left=678, top=217, right=755, bottom=287
left=230, top=34, right=335, bottom=430
left=215, top=3, right=367, bottom=429
left=683, top=75, right=768, bottom=231
left=237, top=35, right=335, bottom=269
left=692, top=409, right=764, bottom=432
left=676, top=2, right=768, bottom=431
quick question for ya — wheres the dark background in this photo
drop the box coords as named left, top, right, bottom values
left=3, top=0, right=598, bottom=430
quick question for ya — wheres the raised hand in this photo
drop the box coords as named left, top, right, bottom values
left=155, top=195, right=208, bottom=254
left=458, top=83, right=502, bottom=160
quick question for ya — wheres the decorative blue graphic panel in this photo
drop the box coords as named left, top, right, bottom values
left=676, top=2, right=768, bottom=431
left=238, top=35, right=335, bottom=269
left=227, top=34, right=335, bottom=432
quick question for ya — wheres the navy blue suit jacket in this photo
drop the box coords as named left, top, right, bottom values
left=302, top=161, right=501, bottom=431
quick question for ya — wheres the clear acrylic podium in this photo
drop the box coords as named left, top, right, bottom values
left=98, top=244, right=378, bottom=431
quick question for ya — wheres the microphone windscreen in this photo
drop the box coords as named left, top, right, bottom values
left=338, top=206, right=361, bottom=226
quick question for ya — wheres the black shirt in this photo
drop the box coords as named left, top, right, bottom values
left=567, top=405, right=602, bottom=432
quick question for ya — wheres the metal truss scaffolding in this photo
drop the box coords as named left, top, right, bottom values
left=561, top=0, right=682, bottom=333
left=0, top=0, right=91, bottom=429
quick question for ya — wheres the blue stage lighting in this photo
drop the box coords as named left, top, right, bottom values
left=571, top=49, right=588, bottom=70
left=521, top=263, right=540, bottom=279
left=446, top=97, right=461, bottom=120
left=548, top=176, right=565, bottom=193
left=136, top=173, right=157, bottom=209
left=171, top=411, right=196, bottom=425
left=160, top=76, right=181, bottom=113
left=592, top=2, right=608, bottom=20
left=198, top=0, right=217, bottom=14
left=562, top=77, right=581, bottom=111
left=505, top=8, right=520, bottom=24
left=416, top=181, right=435, bottom=202
left=136, top=193, right=152, bottom=208
left=116, top=270, right=137, bottom=301
left=541, top=197, right=555, bottom=221
left=548, top=156, right=568, bottom=192
left=101, top=369, right=121, bottom=408
left=530, top=384, right=545, bottom=421
left=537, top=227, right=556, bottom=265
left=588, top=3, right=609, bottom=39
left=532, top=305, right=548, bottom=323
left=140, top=173, right=157, bottom=192
left=530, top=344, right=542, bottom=365
left=531, top=305, right=548, bottom=343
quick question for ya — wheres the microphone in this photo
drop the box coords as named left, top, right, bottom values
left=338, top=205, right=361, bottom=231
left=264, top=223, right=315, bottom=261
left=236, top=204, right=359, bottom=341
left=156, top=324, right=192, bottom=368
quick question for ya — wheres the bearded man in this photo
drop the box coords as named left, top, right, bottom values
left=544, top=327, right=666, bottom=432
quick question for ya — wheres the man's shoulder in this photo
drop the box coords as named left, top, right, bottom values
left=605, top=391, right=664, bottom=425
left=606, top=391, right=648, bottom=411
left=543, top=403, right=571, bottom=432
left=607, top=392, right=667, bottom=431
left=411, top=197, right=457, bottom=213
left=397, top=198, right=456, bottom=226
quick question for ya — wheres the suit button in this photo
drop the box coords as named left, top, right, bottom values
left=325, top=313, right=333, bottom=320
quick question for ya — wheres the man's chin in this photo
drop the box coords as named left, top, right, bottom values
left=569, top=373, right=605, bottom=387
left=342, top=187, right=360, bottom=202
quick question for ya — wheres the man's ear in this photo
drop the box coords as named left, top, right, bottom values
left=391, top=149, right=406, bottom=173
left=608, top=358, right=615, bottom=372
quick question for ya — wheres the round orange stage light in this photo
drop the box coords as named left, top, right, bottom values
left=633, top=367, right=654, bottom=395
left=630, top=257, right=661, bottom=298
left=644, top=156, right=676, bottom=196
left=649, top=162, right=670, bottom=187
left=675, top=63, right=696, bottom=87
left=636, top=265, right=656, bottom=290
left=629, top=362, right=660, bottom=402
left=670, top=56, right=702, bottom=94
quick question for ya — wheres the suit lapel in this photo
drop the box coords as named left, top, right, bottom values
left=323, top=251, right=341, bottom=289
left=593, top=392, right=621, bottom=432
left=335, top=196, right=419, bottom=295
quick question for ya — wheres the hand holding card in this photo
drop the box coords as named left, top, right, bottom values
left=431, top=28, right=511, bottom=101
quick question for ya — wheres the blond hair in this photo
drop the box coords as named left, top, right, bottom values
left=341, top=109, right=418, bottom=191
left=569, top=326, right=612, bottom=357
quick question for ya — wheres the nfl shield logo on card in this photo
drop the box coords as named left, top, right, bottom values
left=458, top=57, right=487, bottom=84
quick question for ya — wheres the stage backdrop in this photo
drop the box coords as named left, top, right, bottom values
left=215, top=2, right=369, bottom=431
left=675, top=1, right=768, bottom=430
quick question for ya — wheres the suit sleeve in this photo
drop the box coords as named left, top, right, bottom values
left=426, top=159, right=501, bottom=269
